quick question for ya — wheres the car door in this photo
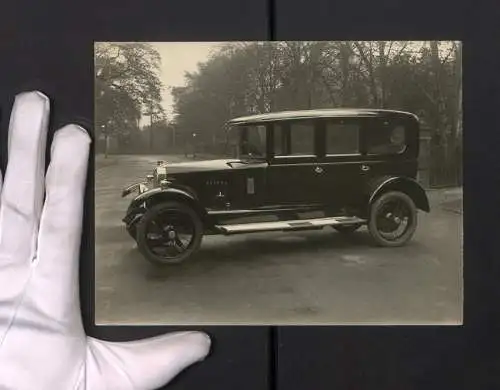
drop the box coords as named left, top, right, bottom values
left=315, top=118, right=367, bottom=213
left=224, top=123, right=270, bottom=210
left=266, top=119, right=323, bottom=206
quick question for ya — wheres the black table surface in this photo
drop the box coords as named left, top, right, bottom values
left=2, top=1, right=500, bottom=389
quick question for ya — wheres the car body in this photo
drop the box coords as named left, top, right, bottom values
left=122, top=108, right=430, bottom=265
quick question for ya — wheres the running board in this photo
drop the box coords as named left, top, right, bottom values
left=216, top=216, right=366, bottom=235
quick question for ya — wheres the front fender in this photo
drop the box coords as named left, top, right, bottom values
left=129, top=186, right=196, bottom=209
left=122, top=182, right=149, bottom=198
left=124, top=186, right=208, bottom=228
left=367, top=176, right=430, bottom=212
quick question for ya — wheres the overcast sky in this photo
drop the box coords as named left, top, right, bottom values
left=151, top=42, right=224, bottom=118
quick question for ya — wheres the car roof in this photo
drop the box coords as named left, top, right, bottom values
left=227, top=108, right=418, bottom=125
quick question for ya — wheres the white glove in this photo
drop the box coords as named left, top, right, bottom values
left=0, top=91, right=211, bottom=390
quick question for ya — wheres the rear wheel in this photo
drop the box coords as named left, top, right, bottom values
left=367, top=191, right=417, bottom=247
left=136, top=201, right=203, bottom=265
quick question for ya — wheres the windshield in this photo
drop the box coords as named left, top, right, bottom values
left=225, top=124, right=267, bottom=160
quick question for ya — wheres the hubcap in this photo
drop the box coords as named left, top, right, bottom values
left=144, top=210, right=196, bottom=260
left=376, top=199, right=412, bottom=241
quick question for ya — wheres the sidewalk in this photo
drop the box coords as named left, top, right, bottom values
left=427, top=187, right=463, bottom=214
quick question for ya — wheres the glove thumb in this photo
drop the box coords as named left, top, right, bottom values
left=86, top=331, right=211, bottom=389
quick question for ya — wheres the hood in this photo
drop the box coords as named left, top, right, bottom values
left=164, top=159, right=235, bottom=174
left=164, top=158, right=269, bottom=175
left=165, top=159, right=234, bottom=173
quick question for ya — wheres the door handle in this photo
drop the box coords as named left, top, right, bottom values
left=361, top=164, right=370, bottom=172
left=314, top=166, right=324, bottom=174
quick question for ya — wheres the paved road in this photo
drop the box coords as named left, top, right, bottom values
left=95, top=155, right=463, bottom=325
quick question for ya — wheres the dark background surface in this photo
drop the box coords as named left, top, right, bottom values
left=1, top=0, right=499, bottom=389
left=274, top=2, right=500, bottom=389
left=0, top=1, right=271, bottom=390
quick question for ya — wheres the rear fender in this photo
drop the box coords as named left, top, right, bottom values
left=367, top=176, right=430, bottom=213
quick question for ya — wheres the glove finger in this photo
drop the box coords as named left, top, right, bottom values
left=86, top=331, right=211, bottom=390
left=32, top=124, right=90, bottom=324
left=0, top=91, right=49, bottom=264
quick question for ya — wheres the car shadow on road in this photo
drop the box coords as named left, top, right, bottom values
left=116, top=229, right=424, bottom=281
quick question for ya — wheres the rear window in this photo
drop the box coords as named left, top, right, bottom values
left=366, top=122, right=407, bottom=155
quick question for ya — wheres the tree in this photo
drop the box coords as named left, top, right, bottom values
left=94, top=42, right=165, bottom=156
left=169, top=40, right=462, bottom=186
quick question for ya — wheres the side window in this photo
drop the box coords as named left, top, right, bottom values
left=241, top=125, right=266, bottom=157
left=274, top=123, right=287, bottom=156
left=289, top=121, right=315, bottom=155
left=325, top=121, right=360, bottom=155
left=246, top=125, right=266, bottom=156
left=366, top=121, right=407, bottom=155
left=274, top=121, right=315, bottom=157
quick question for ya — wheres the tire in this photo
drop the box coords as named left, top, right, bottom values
left=367, top=191, right=418, bottom=247
left=136, top=201, right=203, bottom=265
left=333, top=223, right=362, bottom=234
left=126, top=224, right=137, bottom=239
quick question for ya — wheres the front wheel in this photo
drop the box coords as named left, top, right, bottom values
left=136, top=201, right=203, bottom=265
left=367, top=191, right=418, bottom=247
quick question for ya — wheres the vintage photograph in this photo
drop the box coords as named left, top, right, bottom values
left=95, top=41, right=463, bottom=325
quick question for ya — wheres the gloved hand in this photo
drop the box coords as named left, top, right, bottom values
left=0, top=91, right=211, bottom=390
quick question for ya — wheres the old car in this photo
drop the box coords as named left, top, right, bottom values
left=122, top=108, right=430, bottom=265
